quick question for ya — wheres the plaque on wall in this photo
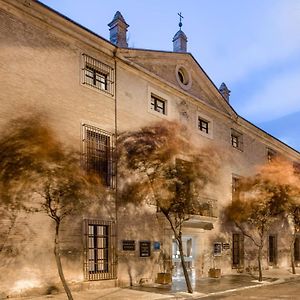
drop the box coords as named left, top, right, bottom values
left=153, top=241, right=161, bottom=251
left=122, top=240, right=135, bottom=251
left=139, top=241, right=151, bottom=257
left=222, top=243, right=230, bottom=250
left=213, top=242, right=222, bottom=256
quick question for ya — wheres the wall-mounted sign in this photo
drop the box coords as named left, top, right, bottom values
left=122, top=240, right=135, bottom=251
left=213, top=242, right=222, bottom=256
left=140, top=241, right=151, bottom=257
left=222, top=243, right=230, bottom=250
left=153, top=241, right=161, bottom=251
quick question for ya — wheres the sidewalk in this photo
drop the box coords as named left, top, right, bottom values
left=5, top=268, right=300, bottom=300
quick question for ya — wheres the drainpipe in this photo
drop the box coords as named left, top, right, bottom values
left=113, top=47, right=118, bottom=281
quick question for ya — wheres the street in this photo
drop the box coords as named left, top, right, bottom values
left=201, top=278, right=300, bottom=300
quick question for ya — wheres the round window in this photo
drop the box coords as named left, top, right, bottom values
left=178, top=68, right=188, bottom=85
left=175, top=65, right=192, bottom=90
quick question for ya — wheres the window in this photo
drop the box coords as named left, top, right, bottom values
left=175, top=65, right=192, bottom=90
left=268, top=235, right=277, bottom=265
left=82, top=124, right=115, bottom=187
left=150, top=94, right=166, bottom=115
left=82, top=54, right=114, bottom=95
left=196, top=113, right=213, bottom=139
left=198, top=118, right=209, bottom=134
left=232, top=233, right=244, bottom=268
left=267, top=148, right=276, bottom=162
left=231, top=129, right=243, bottom=151
left=294, top=235, right=300, bottom=262
left=232, top=176, right=241, bottom=202
left=83, top=219, right=116, bottom=280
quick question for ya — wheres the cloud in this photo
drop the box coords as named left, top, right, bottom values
left=195, top=0, right=300, bottom=84
left=239, top=69, right=300, bottom=123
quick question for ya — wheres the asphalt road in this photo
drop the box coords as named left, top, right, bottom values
left=200, top=278, right=300, bottom=300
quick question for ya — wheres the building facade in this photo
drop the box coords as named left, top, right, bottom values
left=0, top=0, right=299, bottom=296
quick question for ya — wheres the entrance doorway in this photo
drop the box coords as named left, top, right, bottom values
left=172, top=236, right=195, bottom=279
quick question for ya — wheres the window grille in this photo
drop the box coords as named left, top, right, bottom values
left=81, top=124, right=115, bottom=187
left=150, top=95, right=166, bottom=115
left=82, top=54, right=114, bottom=96
left=83, top=219, right=117, bottom=281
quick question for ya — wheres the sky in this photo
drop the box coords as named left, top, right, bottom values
left=39, top=0, right=300, bottom=151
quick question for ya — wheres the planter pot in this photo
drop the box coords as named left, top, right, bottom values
left=208, top=268, right=221, bottom=278
left=156, top=273, right=172, bottom=284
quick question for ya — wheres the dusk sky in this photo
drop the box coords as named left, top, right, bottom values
left=40, top=0, right=300, bottom=151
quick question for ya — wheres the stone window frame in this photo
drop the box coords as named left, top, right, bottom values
left=196, top=112, right=213, bottom=139
left=150, top=94, right=166, bottom=115
left=231, top=129, right=243, bottom=151
left=147, top=87, right=170, bottom=119
left=175, top=65, right=192, bottom=91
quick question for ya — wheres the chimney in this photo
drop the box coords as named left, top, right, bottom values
left=219, top=82, right=231, bottom=102
left=108, top=11, right=129, bottom=47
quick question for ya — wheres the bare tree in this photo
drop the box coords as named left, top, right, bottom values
left=118, top=121, right=219, bottom=293
left=0, top=115, right=105, bottom=300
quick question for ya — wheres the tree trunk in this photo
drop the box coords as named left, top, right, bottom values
left=0, top=212, right=17, bottom=254
left=177, top=237, right=193, bottom=293
left=54, top=220, right=74, bottom=300
left=258, top=245, right=263, bottom=282
left=291, top=234, right=296, bottom=274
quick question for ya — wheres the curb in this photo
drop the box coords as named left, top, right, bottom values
left=187, top=275, right=300, bottom=299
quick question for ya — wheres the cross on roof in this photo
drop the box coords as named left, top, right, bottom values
left=178, top=12, right=184, bottom=29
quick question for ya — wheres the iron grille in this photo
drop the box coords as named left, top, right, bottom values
left=192, top=197, right=218, bottom=218
left=81, top=124, right=115, bottom=188
left=82, top=54, right=115, bottom=96
left=83, top=219, right=117, bottom=281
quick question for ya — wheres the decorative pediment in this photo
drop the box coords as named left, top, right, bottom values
left=118, top=49, right=236, bottom=118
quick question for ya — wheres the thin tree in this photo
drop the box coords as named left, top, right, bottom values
left=118, top=121, right=219, bottom=293
left=0, top=115, right=105, bottom=300
left=258, top=158, right=300, bottom=274
left=224, top=174, right=282, bottom=282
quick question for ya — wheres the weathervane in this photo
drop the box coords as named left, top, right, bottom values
left=178, top=12, right=184, bottom=29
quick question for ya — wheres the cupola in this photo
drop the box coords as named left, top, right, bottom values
left=173, top=12, right=187, bottom=52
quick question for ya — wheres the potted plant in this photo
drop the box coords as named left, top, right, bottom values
left=208, top=246, right=221, bottom=278
left=156, top=250, right=172, bottom=284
